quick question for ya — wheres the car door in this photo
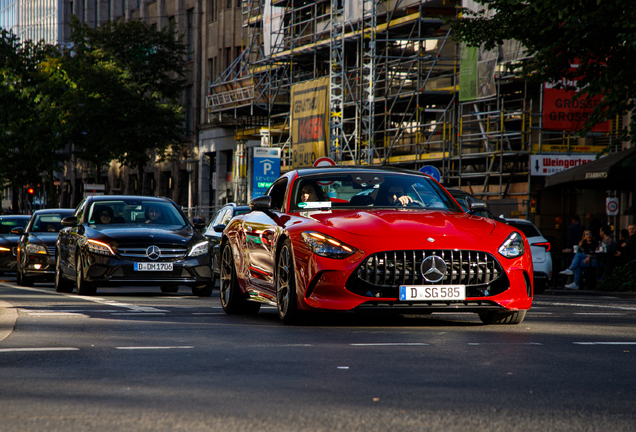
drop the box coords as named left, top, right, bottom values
left=58, top=199, right=87, bottom=278
left=244, top=178, right=288, bottom=295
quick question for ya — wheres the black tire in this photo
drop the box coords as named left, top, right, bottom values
left=219, top=242, right=260, bottom=314
left=191, top=280, right=213, bottom=297
left=76, top=254, right=96, bottom=296
left=16, top=261, right=34, bottom=287
left=276, top=240, right=301, bottom=325
left=479, top=310, right=527, bottom=325
left=160, top=284, right=180, bottom=293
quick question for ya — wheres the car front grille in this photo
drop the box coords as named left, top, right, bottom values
left=47, top=246, right=56, bottom=255
left=346, top=249, right=509, bottom=299
left=117, top=244, right=188, bottom=260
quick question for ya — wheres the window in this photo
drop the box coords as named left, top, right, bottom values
left=185, top=85, right=193, bottom=134
left=209, top=0, right=215, bottom=22
left=187, top=8, right=194, bottom=61
left=226, top=0, right=231, bottom=9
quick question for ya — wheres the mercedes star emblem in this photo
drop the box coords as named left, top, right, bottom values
left=420, top=255, right=447, bottom=283
left=146, top=245, right=161, bottom=260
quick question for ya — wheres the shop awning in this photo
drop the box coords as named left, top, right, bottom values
left=544, top=146, right=636, bottom=190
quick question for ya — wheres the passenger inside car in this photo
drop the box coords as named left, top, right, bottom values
left=95, top=206, right=114, bottom=224
left=298, top=181, right=326, bottom=203
left=145, top=206, right=165, bottom=224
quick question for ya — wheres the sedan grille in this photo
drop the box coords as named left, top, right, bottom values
left=347, top=250, right=509, bottom=299
left=117, top=244, right=188, bottom=260
left=47, top=246, right=56, bottom=255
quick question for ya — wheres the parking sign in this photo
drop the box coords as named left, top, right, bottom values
left=252, top=148, right=281, bottom=198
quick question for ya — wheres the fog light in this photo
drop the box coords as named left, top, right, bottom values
left=33, top=264, right=42, bottom=270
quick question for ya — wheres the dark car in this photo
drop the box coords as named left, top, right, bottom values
left=0, top=215, right=32, bottom=274
left=13, top=209, right=75, bottom=286
left=446, top=188, right=503, bottom=220
left=203, top=203, right=251, bottom=278
left=55, top=195, right=214, bottom=296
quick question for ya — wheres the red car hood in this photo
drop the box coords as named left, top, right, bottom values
left=307, top=210, right=497, bottom=239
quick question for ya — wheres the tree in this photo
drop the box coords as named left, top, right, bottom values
left=448, top=0, right=636, bottom=147
left=1, top=29, right=68, bottom=211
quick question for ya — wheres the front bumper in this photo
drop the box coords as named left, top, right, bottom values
left=82, top=252, right=213, bottom=287
left=22, top=253, right=56, bottom=279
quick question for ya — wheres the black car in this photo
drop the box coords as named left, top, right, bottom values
left=55, top=195, right=213, bottom=296
left=203, top=203, right=250, bottom=278
left=13, top=209, right=75, bottom=286
left=0, top=215, right=32, bottom=274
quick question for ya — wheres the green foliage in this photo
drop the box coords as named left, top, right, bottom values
left=1, top=18, right=188, bottom=201
left=448, top=0, right=636, bottom=144
left=0, top=29, right=68, bottom=190
left=596, top=259, right=636, bottom=292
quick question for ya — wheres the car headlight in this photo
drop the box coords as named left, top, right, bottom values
left=87, top=239, right=115, bottom=256
left=301, top=231, right=355, bottom=259
left=188, top=241, right=209, bottom=257
left=25, top=244, right=47, bottom=254
left=498, top=232, right=525, bottom=258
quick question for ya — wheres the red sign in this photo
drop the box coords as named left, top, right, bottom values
left=313, top=157, right=336, bottom=167
left=543, top=79, right=610, bottom=132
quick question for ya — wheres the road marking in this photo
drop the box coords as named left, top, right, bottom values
left=0, top=347, right=79, bottom=352
left=574, top=313, right=625, bottom=316
left=3, top=284, right=168, bottom=312
left=468, top=343, right=543, bottom=346
left=574, top=342, right=636, bottom=345
left=351, top=343, right=429, bottom=346
left=533, top=300, right=636, bottom=312
left=115, top=346, right=194, bottom=350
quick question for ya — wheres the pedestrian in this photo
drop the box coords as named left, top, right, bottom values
left=616, top=224, right=636, bottom=264
left=562, top=214, right=585, bottom=252
left=560, top=230, right=598, bottom=289
left=598, top=224, right=618, bottom=281
left=586, top=212, right=602, bottom=243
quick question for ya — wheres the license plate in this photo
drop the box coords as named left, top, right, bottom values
left=399, top=285, right=466, bottom=301
left=134, top=262, right=173, bottom=271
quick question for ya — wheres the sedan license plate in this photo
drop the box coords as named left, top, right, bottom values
left=399, top=285, right=466, bottom=301
left=134, top=262, right=173, bottom=271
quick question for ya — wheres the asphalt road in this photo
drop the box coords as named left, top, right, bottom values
left=1, top=277, right=635, bottom=432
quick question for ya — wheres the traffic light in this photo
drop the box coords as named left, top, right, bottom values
left=27, top=187, right=35, bottom=195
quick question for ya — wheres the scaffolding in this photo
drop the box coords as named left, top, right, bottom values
left=204, top=0, right=620, bottom=211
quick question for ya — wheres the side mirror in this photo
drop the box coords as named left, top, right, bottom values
left=61, top=216, right=78, bottom=227
left=11, top=227, right=24, bottom=235
left=466, top=196, right=488, bottom=214
left=213, top=224, right=226, bottom=233
left=249, top=195, right=272, bottom=211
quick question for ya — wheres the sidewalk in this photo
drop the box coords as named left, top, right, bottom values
left=0, top=300, right=18, bottom=342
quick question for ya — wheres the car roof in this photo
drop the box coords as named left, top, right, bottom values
left=31, top=208, right=75, bottom=214
left=87, top=195, right=173, bottom=203
left=294, top=165, right=435, bottom=178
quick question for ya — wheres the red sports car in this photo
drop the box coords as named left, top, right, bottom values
left=219, top=167, right=533, bottom=324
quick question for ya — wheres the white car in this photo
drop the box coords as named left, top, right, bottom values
left=504, top=218, right=553, bottom=294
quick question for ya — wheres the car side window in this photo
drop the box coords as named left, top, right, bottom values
left=268, top=179, right=288, bottom=211
left=220, top=209, right=234, bottom=225
left=74, top=199, right=87, bottom=223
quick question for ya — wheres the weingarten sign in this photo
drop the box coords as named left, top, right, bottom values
left=530, top=154, right=598, bottom=176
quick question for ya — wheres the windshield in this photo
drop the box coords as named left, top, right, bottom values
left=87, top=200, right=187, bottom=227
left=31, top=213, right=70, bottom=233
left=0, top=217, right=29, bottom=234
left=289, top=172, right=462, bottom=212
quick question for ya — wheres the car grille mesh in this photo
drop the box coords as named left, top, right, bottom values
left=357, top=250, right=502, bottom=287
left=117, top=244, right=187, bottom=260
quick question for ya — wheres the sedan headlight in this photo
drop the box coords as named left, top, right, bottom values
left=301, top=232, right=355, bottom=259
left=25, top=244, right=47, bottom=255
left=87, top=239, right=115, bottom=256
left=498, top=232, right=525, bottom=258
left=188, top=241, right=209, bottom=257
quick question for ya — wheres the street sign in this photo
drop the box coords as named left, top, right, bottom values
left=606, top=197, right=619, bottom=216
left=313, top=157, right=336, bottom=167
left=252, top=147, right=281, bottom=198
left=419, top=165, right=441, bottom=183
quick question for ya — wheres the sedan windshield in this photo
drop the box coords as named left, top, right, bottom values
left=87, top=200, right=187, bottom=227
left=289, top=172, right=462, bottom=212
left=31, top=213, right=69, bottom=233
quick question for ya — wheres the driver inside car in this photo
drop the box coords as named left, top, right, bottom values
left=386, top=186, right=413, bottom=206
